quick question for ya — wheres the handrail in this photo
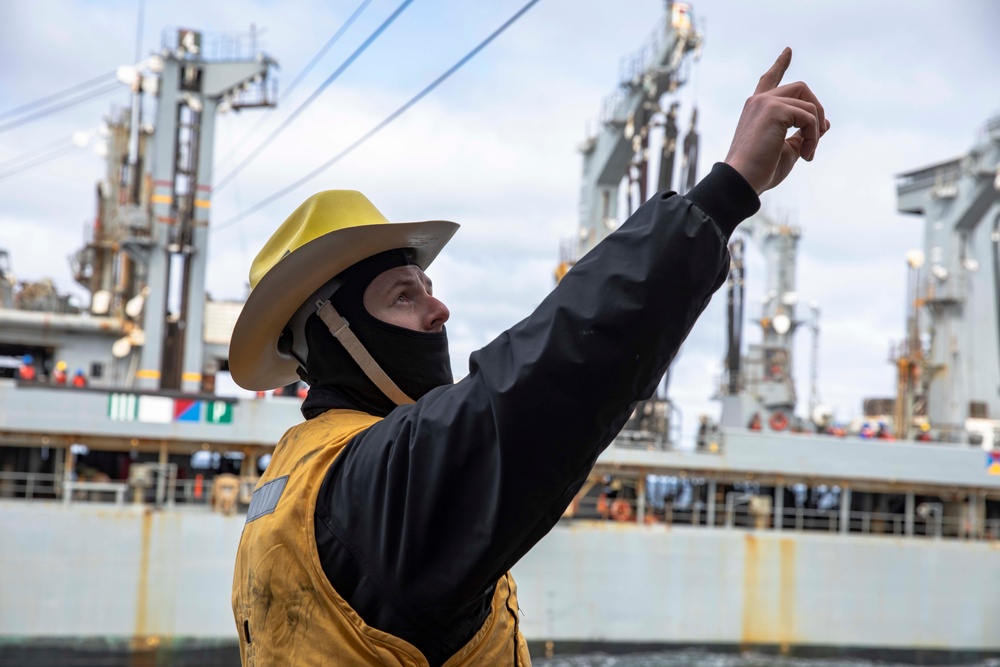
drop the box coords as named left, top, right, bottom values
left=63, top=480, right=127, bottom=506
left=564, top=491, right=995, bottom=543
left=0, top=471, right=60, bottom=500
left=724, top=492, right=753, bottom=528
left=0, top=470, right=255, bottom=513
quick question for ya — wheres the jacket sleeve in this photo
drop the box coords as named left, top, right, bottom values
left=314, top=163, right=760, bottom=652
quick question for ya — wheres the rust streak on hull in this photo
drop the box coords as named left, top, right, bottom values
left=133, top=509, right=153, bottom=645
left=742, top=534, right=797, bottom=649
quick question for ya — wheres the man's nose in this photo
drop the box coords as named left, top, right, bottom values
left=425, top=296, right=450, bottom=332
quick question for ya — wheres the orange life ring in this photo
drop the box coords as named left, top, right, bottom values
left=610, top=499, right=634, bottom=522
left=769, top=411, right=789, bottom=431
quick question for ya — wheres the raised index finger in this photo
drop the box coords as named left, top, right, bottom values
left=754, top=47, right=792, bottom=95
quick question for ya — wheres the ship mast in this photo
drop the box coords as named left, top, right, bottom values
left=72, top=29, right=276, bottom=393
left=895, top=114, right=1000, bottom=444
left=572, top=1, right=702, bottom=264
left=718, top=213, right=805, bottom=432
left=553, top=2, right=703, bottom=445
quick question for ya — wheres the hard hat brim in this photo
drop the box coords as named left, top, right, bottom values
left=228, top=219, right=459, bottom=391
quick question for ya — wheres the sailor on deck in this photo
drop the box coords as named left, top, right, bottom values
left=17, top=354, right=36, bottom=382
left=53, top=360, right=68, bottom=385
left=229, top=48, right=829, bottom=667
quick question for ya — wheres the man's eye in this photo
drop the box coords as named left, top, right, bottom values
left=394, top=294, right=406, bottom=304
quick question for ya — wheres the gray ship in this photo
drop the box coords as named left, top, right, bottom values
left=2, top=3, right=1000, bottom=664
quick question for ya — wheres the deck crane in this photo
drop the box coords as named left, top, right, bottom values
left=66, top=29, right=277, bottom=393
left=556, top=2, right=702, bottom=446
left=719, top=213, right=812, bottom=434
left=556, top=1, right=702, bottom=284
left=895, top=114, right=1000, bottom=444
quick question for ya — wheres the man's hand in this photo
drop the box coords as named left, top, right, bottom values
left=724, top=48, right=830, bottom=195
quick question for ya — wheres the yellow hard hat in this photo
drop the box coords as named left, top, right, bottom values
left=56, top=360, right=67, bottom=371
left=229, top=190, right=458, bottom=391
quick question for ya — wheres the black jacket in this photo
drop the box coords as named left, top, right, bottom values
left=313, top=163, right=760, bottom=665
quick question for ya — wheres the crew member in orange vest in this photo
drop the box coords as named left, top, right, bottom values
left=17, top=354, right=36, bottom=382
left=71, top=369, right=87, bottom=387
left=228, top=49, right=829, bottom=666
left=53, top=360, right=68, bottom=385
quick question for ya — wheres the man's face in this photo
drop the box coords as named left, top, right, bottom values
left=362, top=265, right=450, bottom=333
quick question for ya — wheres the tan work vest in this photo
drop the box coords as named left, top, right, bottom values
left=232, top=409, right=531, bottom=666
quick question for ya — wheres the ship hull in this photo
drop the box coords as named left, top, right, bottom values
left=4, top=501, right=999, bottom=660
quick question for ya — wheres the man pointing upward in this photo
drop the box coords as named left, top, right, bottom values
left=230, top=48, right=828, bottom=666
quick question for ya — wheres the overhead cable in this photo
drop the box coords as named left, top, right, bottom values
left=282, top=0, right=375, bottom=102
left=0, top=137, right=74, bottom=171
left=0, top=71, right=115, bottom=121
left=0, top=144, right=78, bottom=183
left=212, top=0, right=374, bottom=177
left=0, top=82, right=122, bottom=135
left=214, top=0, right=543, bottom=234
left=214, top=0, right=413, bottom=192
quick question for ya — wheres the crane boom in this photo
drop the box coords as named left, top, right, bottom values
left=576, top=2, right=701, bottom=259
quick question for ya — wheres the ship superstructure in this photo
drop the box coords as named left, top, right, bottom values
left=718, top=213, right=806, bottom=435
left=895, top=118, right=1000, bottom=445
left=556, top=1, right=703, bottom=445
left=0, top=27, right=300, bottom=657
left=570, top=1, right=701, bottom=263
left=0, top=29, right=294, bottom=475
left=3, top=28, right=275, bottom=395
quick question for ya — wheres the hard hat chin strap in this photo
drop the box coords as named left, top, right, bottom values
left=314, top=299, right=415, bottom=406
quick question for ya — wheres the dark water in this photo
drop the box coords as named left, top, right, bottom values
left=4, top=648, right=998, bottom=667
left=0, top=645, right=235, bottom=667
left=534, top=652, right=1000, bottom=667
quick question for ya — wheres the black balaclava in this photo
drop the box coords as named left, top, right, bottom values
left=299, top=249, right=452, bottom=419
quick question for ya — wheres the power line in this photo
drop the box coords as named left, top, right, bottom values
left=0, top=82, right=122, bottom=135
left=282, top=0, right=375, bottom=102
left=0, top=144, right=78, bottom=183
left=0, top=72, right=116, bottom=121
left=0, top=136, right=74, bottom=171
left=212, top=0, right=374, bottom=177
left=214, top=0, right=413, bottom=192
left=214, top=0, right=543, bottom=234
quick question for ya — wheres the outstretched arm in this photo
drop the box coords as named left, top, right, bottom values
left=316, top=48, right=830, bottom=663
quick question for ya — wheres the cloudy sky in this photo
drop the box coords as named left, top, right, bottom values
left=2, top=0, right=999, bottom=441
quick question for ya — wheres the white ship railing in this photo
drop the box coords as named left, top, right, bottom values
left=0, top=470, right=255, bottom=517
left=570, top=492, right=1000, bottom=542
left=63, top=480, right=128, bottom=505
